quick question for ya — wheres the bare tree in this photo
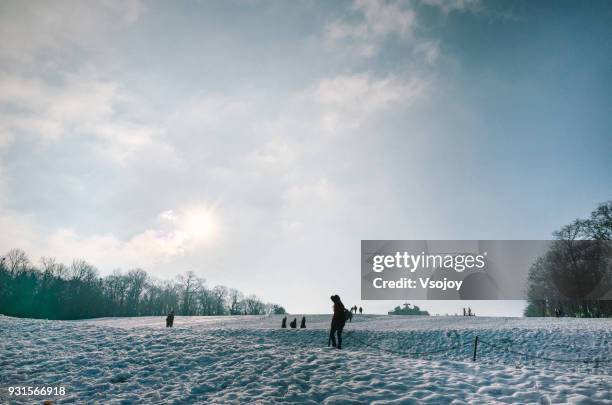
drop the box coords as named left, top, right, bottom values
left=212, top=285, right=228, bottom=315
left=70, top=259, right=98, bottom=282
left=243, top=294, right=265, bottom=315
left=5, top=249, right=30, bottom=275
left=177, top=271, right=203, bottom=315
left=526, top=201, right=612, bottom=317
left=228, top=288, right=243, bottom=315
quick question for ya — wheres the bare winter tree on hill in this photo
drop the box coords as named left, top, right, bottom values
left=525, top=201, right=612, bottom=317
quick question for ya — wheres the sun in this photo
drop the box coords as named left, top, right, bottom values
left=181, top=208, right=218, bottom=241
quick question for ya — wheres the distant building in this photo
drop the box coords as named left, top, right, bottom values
left=388, top=303, right=429, bottom=316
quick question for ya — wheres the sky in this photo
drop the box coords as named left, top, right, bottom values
left=0, top=0, right=610, bottom=316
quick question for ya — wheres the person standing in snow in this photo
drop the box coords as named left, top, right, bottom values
left=166, top=310, right=175, bottom=328
left=300, top=316, right=306, bottom=328
left=281, top=316, right=287, bottom=328
left=359, top=307, right=362, bottom=315
left=290, top=318, right=297, bottom=328
left=328, top=294, right=346, bottom=349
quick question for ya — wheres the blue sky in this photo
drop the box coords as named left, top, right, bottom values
left=0, top=0, right=610, bottom=315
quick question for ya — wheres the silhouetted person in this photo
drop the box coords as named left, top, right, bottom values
left=281, top=316, right=287, bottom=328
left=328, top=294, right=346, bottom=349
left=463, top=308, right=466, bottom=316
left=359, top=306, right=362, bottom=315
left=346, top=309, right=353, bottom=323
left=290, top=318, right=297, bottom=328
left=300, top=316, right=306, bottom=328
left=166, top=310, right=175, bottom=328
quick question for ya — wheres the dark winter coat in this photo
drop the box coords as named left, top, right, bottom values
left=166, top=312, right=175, bottom=327
left=331, top=300, right=346, bottom=329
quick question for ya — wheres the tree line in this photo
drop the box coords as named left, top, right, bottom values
left=0, top=250, right=286, bottom=320
left=525, top=201, right=612, bottom=317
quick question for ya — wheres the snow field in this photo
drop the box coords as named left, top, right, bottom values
left=0, top=315, right=610, bottom=404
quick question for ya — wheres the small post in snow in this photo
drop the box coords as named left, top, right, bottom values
left=472, top=336, right=479, bottom=362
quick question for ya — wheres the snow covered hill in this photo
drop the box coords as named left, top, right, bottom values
left=1, top=315, right=610, bottom=404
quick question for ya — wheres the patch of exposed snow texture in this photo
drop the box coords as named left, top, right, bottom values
left=1, top=315, right=610, bottom=404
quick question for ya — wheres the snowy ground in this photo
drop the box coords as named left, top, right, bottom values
left=1, top=315, right=610, bottom=404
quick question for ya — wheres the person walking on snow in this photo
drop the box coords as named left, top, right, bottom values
left=166, top=309, right=175, bottom=328
left=328, top=294, right=346, bottom=349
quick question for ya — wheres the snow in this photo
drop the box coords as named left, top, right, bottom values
left=1, top=314, right=610, bottom=404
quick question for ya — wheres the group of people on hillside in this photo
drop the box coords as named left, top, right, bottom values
left=349, top=305, right=363, bottom=314
left=165, top=294, right=357, bottom=350
left=278, top=295, right=358, bottom=350
left=462, top=307, right=475, bottom=316
left=281, top=315, right=306, bottom=329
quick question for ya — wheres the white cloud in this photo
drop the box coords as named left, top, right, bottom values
left=0, top=205, right=219, bottom=272
left=0, top=72, right=178, bottom=166
left=159, top=210, right=178, bottom=222
left=294, top=73, right=428, bottom=134
left=169, top=96, right=252, bottom=132
left=416, top=41, right=441, bottom=65
left=325, top=0, right=416, bottom=57
left=0, top=75, right=117, bottom=139
left=99, top=0, right=145, bottom=23
left=324, top=0, right=478, bottom=60
left=420, top=0, right=479, bottom=14
left=0, top=0, right=144, bottom=64
left=280, top=177, right=348, bottom=232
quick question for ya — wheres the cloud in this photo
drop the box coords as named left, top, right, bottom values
left=0, top=205, right=219, bottom=271
left=0, top=74, right=117, bottom=139
left=420, top=0, right=479, bottom=14
left=0, top=72, right=178, bottom=166
left=293, top=73, right=428, bottom=134
left=324, top=0, right=478, bottom=60
left=280, top=177, right=348, bottom=233
left=99, top=0, right=145, bottom=23
left=325, top=0, right=416, bottom=57
left=415, top=41, right=441, bottom=65
left=0, top=0, right=144, bottom=64
left=169, top=96, right=252, bottom=132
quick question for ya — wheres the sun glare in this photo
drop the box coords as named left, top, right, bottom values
left=182, top=208, right=217, bottom=241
